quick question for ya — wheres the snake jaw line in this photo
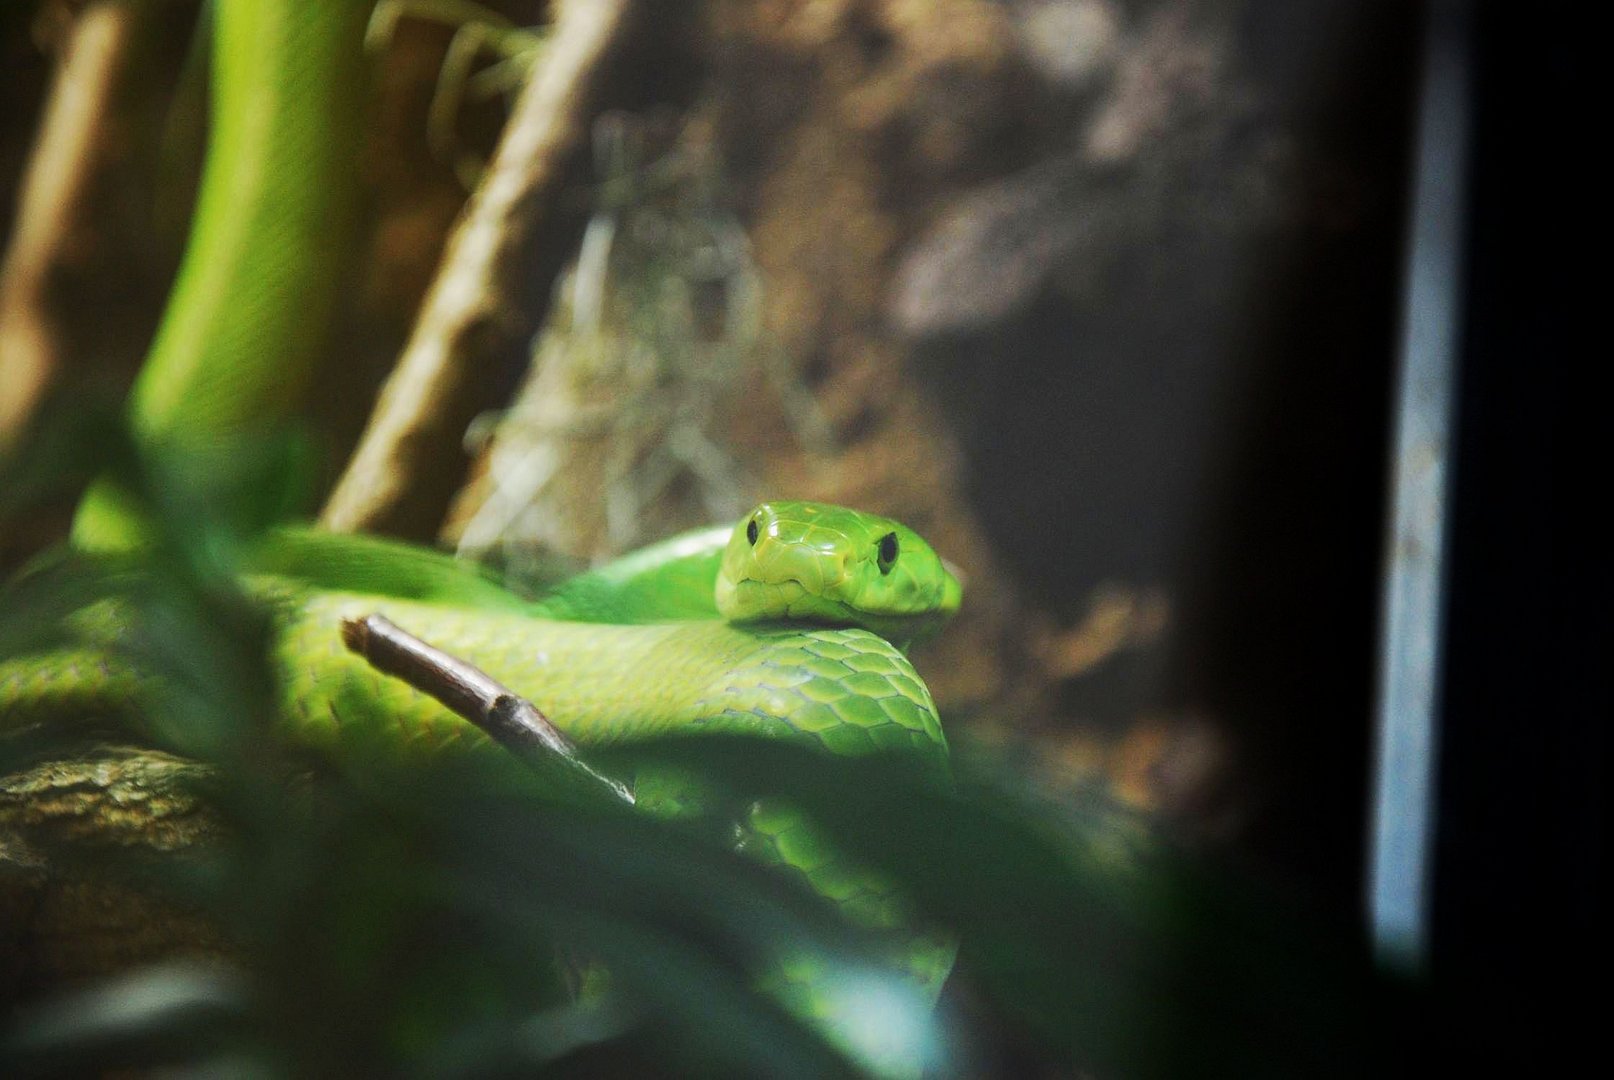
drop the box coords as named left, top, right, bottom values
left=716, top=502, right=963, bottom=651
left=724, top=577, right=862, bottom=629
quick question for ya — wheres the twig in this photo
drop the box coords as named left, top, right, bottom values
left=339, top=613, right=633, bottom=804
left=319, top=0, right=645, bottom=539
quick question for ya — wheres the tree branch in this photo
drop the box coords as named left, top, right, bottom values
left=339, top=613, right=632, bottom=804
left=318, top=0, right=646, bottom=539
left=0, top=0, right=194, bottom=454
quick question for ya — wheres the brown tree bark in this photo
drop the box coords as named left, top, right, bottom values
left=0, top=0, right=197, bottom=454
left=0, top=745, right=228, bottom=1005
left=319, top=0, right=677, bottom=541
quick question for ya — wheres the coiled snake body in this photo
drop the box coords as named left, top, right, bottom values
left=2, top=1, right=962, bottom=1068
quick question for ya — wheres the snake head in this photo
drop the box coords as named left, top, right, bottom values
left=716, top=501, right=962, bottom=648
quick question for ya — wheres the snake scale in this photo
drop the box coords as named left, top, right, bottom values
left=3, top=1, right=964, bottom=1071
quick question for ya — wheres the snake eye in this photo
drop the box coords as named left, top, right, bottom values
left=877, top=531, right=899, bottom=574
left=746, top=518, right=759, bottom=546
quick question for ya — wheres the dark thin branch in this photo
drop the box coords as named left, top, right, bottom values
left=339, top=613, right=633, bottom=804
left=340, top=612, right=543, bottom=743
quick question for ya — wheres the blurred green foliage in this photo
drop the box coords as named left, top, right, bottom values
left=1, top=409, right=1418, bottom=1078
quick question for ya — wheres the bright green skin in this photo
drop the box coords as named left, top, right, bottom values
left=73, top=0, right=369, bottom=547
left=15, top=0, right=961, bottom=1062
left=257, top=503, right=958, bottom=774
left=719, top=502, right=962, bottom=650
left=3, top=502, right=960, bottom=805
left=1, top=503, right=962, bottom=1033
left=132, top=0, right=366, bottom=436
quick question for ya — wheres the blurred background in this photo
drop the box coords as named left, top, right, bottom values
left=0, top=0, right=1593, bottom=1076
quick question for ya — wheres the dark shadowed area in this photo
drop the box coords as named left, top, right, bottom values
left=2, top=1, right=1591, bottom=1076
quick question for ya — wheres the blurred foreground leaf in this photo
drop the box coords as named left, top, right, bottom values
left=620, top=736, right=1413, bottom=1079
left=4, top=411, right=1419, bottom=1077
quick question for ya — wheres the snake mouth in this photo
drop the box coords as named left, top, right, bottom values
left=726, top=577, right=862, bottom=626
left=733, top=576, right=809, bottom=606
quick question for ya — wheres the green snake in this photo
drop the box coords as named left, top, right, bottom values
left=2, top=505, right=964, bottom=1067
left=2, top=1, right=963, bottom=1069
